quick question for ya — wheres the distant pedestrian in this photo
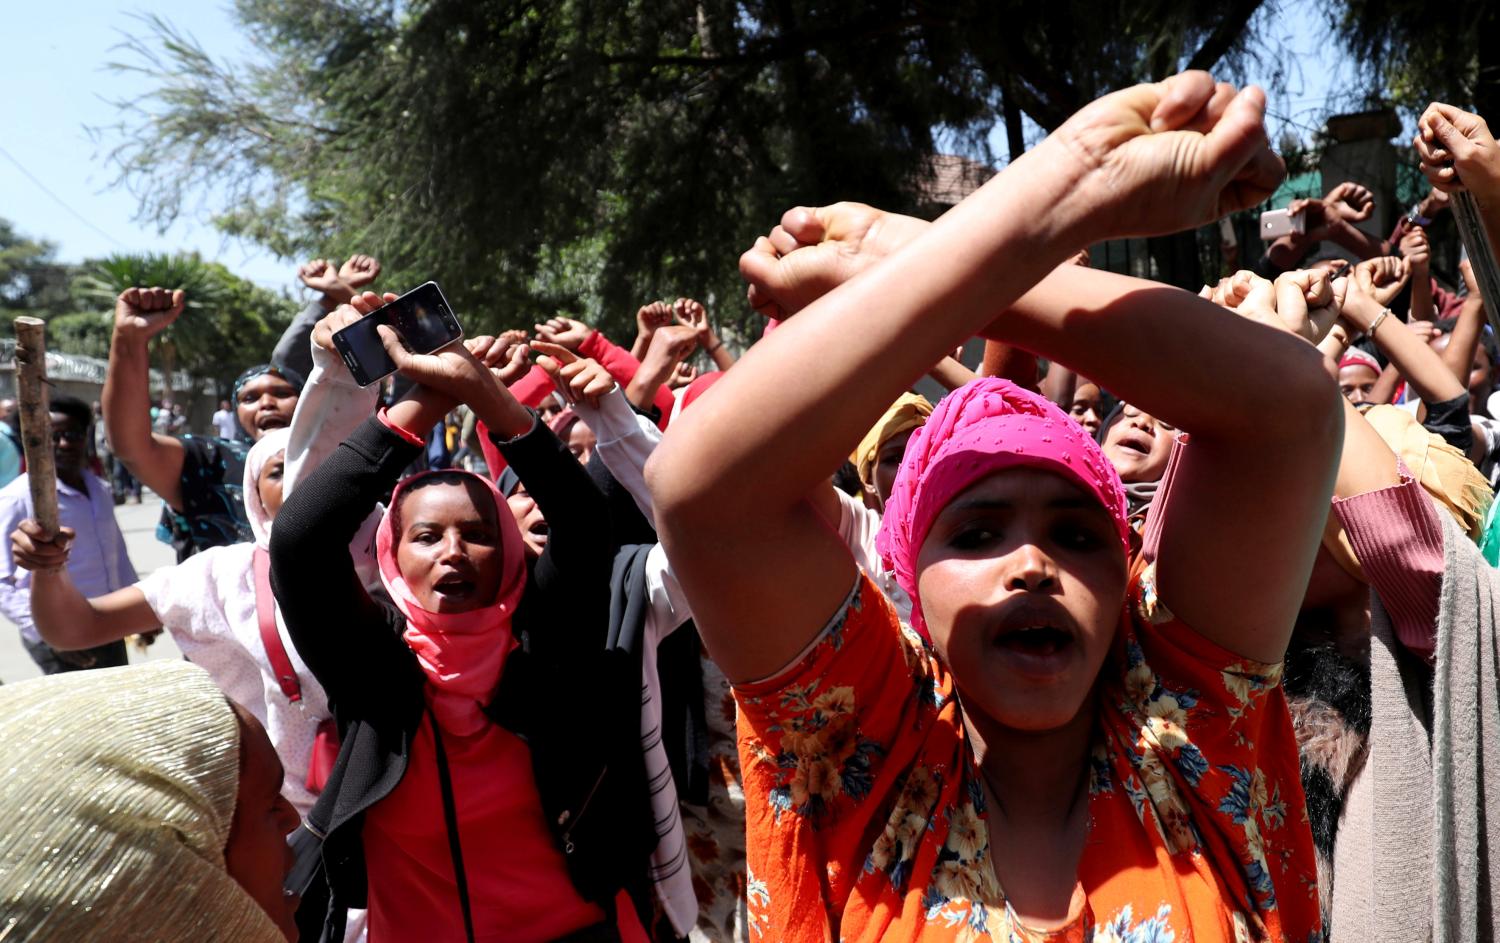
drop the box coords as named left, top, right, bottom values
left=211, top=398, right=239, bottom=439
left=0, top=393, right=136, bottom=674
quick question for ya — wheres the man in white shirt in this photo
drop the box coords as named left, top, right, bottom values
left=211, top=398, right=239, bottom=439
left=0, top=393, right=137, bottom=673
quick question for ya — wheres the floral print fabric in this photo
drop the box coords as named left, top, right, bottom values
left=733, top=565, right=1319, bottom=942
left=684, top=653, right=751, bottom=942
left=156, top=435, right=253, bottom=562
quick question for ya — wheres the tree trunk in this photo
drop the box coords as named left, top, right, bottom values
left=1474, top=7, right=1500, bottom=123
left=1002, top=77, right=1026, bottom=164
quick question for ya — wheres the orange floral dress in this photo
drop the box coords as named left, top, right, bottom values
left=733, top=564, right=1320, bottom=942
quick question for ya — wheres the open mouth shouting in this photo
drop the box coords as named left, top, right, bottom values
left=432, top=570, right=479, bottom=601
left=255, top=413, right=291, bottom=433
left=1111, top=428, right=1154, bottom=457
left=990, top=597, right=1081, bottom=680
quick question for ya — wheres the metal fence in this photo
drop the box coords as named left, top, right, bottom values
left=1090, top=200, right=1467, bottom=296
left=0, top=342, right=221, bottom=434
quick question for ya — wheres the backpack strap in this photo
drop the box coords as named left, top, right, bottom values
left=253, top=547, right=301, bottom=703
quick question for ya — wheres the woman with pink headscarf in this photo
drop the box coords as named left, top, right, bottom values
left=650, top=73, right=1340, bottom=939
left=271, top=314, right=655, bottom=942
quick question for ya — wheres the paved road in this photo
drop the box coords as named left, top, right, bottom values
left=0, top=495, right=185, bottom=685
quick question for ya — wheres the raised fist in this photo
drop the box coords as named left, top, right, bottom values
left=338, top=254, right=381, bottom=291
left=635, top=301, right=673, bottom=340
left=1354, top=256, right=1410, bottom=307
left=1415, top=103, right=1500, bottom=194
left=298, top=259, right=344, bottom=295
left=673, top=298, right=712, bottom=343
left=1324, top=182, right=1374, bottom=222
left=114, top=287, right=185, bottom=344
left=532, top=316, right=594, bottom=353
left=1398, top=227, right=1430, bottom=270
left=1043, top=70, right=1283, bottom=240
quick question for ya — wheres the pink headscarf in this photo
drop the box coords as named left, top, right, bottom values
left=875, top=378, right=1130, bottom=640
left=1338, top=348, right=1381, bottom=375
left=547, top=407, right=582, bottom=441
left=375, top=470, right=529, bottom=735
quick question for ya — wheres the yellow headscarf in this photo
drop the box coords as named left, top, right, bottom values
left=0, top=660, right=285, bottom=942
left=1322, top=403, right=1495, bottom=582
left=852, top=392, right=934, bottom=489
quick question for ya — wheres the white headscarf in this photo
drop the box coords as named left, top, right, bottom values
left=243, top=427, right=292, bottom=549
left=0, top=660, right=285, bottom=941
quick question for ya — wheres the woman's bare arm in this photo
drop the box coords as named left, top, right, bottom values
left=11, top=520, right=158, bottom=649
left=648, top=74, right=1289, bottom=680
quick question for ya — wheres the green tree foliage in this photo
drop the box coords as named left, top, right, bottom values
left=73, top=252, right=294, bottom=385
left=1328, top=2, right=1500, bottom=122
left=0, top=219, right=74, bottom=320
left=99, top=1, right=1279, bottom=334
left=44, top=312, right=114, bottom=361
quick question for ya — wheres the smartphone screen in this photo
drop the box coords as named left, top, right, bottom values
left=332, top=282, right=463, bottom=386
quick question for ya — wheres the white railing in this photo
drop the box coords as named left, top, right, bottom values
left=0, top=339, right=215, bottom=393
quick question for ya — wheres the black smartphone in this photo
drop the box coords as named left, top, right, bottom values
left=331, top=281, right=464, bottom=387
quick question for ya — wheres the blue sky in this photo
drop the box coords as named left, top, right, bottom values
left=6, top=0, right=1359, bottom=298
left=2, top=1, right=290, bottom=290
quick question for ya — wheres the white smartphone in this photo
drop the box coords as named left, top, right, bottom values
left=1259, top=208, right=1306, bottom=240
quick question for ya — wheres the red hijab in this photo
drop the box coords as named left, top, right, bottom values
left=376, top=470, right=528, bottom=735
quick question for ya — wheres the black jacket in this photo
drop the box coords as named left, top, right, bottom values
left=272, top=415, right=655, bottom=939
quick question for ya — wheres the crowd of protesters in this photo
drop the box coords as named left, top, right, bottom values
left=1, top=73, right=1499, bottom=943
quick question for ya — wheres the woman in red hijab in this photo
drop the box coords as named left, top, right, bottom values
left=271, top=294, right=653, bottom=942
left=649, top=74, right=1338, bottom=940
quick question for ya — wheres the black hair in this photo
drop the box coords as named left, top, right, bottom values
left=1281, top=627, right=1370, bottom=861
left=1434, top=316, right=1500, bottom=368
left=48, top=393, right=93, bottom=431
left=1095, top=400, right=1125, bottom=445
left=832, top=460, right=862, bottom=497
left=390, top=471, right=496, bottom=537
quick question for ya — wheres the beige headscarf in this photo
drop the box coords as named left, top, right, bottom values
left=1322, top=403, right=1495, bottom=582
left=0, top=660, right=285, bottom=941
left=851, top=392, right=934, bottom=489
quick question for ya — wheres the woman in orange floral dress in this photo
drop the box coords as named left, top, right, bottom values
left=649, top=72, right=1337, bottom=941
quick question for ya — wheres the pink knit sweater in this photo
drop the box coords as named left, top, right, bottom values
left=1331, top=468, right=1445, bottom=660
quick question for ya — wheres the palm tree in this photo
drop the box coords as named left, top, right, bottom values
left=73, top=251, right=240, bottom=398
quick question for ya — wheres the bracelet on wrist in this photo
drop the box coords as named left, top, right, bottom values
left=1366, top=307, right=1391, bottom=338
left=377, top=406, right=428, bottom=446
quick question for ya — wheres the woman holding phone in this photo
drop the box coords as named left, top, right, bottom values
left=272, top=305, right=652, bottom=942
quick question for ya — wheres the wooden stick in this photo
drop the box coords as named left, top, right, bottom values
left=1453, top=191, right=1500, bottom=338
left=13, top=317, right=58, bottom=538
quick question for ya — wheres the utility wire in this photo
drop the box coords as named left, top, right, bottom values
left=0, top=143, right=129, bottom=250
